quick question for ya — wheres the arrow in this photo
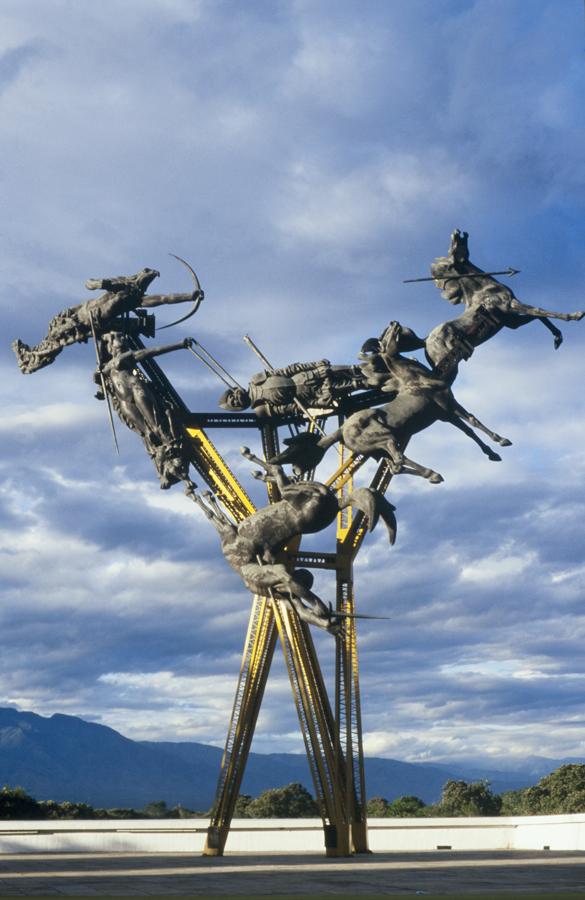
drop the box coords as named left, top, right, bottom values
left=403, top=267, right=520, bottom=284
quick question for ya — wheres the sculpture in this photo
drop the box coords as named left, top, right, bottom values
left=96, top=332, right=196, bottom=489
left=218, top=359, right=366, bottom=418
left=424, top=230, right=585, bottom=381
left=185, top=446, right=397, bottom=633
left=272, top=321, right=511, bottom=479
left=13, top=266, right=201, bottom=374
left=15, top=230, right=582, bottom=858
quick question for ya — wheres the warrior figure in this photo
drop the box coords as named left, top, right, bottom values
left=218, top=359, right=366, bottom=418
left=186, top=447, right=397, bottom=634
left=13, top=267, right=200, bottom=375
left=97, top=332, right=195, bottom=490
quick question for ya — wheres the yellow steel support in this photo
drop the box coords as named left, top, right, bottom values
left=326, top=451, right=366, bottom=492
left=334, top=439, right=369, bottom=853
left=190, top=422, right=389, bottom=858
left=271, top=601, right=349, bottom=856
left=204, top=595, right=277, bottom=855
left=185, top=427, right=256, bottom=520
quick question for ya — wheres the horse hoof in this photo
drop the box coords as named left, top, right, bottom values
left=240, top=445, right=251, bottom=456
left=428, top=472, right=444, bottom=484
left=488, top=452, right=502, bottom=462
left=498, top=438, right=512, bottom=447
left=572, top=312, right=585, bottom=321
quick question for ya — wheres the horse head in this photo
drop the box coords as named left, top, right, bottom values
left=430, top=230, right=487, bottom=307
left=85, top=268, right=160, bottom=296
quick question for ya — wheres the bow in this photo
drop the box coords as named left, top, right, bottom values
left=158, top=253, right=205, bottom=330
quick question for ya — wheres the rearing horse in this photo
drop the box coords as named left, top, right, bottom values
left=424, top=229, right=584, bottom=382
left=271, top=322, right=512, bottom=482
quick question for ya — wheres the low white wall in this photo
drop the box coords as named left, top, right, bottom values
left=1, top=814, right=585, bottom=854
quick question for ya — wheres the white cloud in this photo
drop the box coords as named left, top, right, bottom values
left=274, top=152, right=475, bottom=264
left=459, top=544, right=536, bottom=585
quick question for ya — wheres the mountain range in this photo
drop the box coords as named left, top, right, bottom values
left=0, top=707, right=579, bottom=810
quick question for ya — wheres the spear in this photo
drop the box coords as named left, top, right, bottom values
left=89, top=312, right=120, bottom=455
left=403, top=267, right=520, bottom=284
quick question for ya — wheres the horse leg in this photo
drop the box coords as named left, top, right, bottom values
left=378, top=429, right=441, bottom=482
left=450, top=402, right=512, bottom=447
left=379, top=433, right=405, bottom=474
left=510, top=300, right=585, bottom=322
left=185, top=485, right=235, bottom=530
left=317, top=426, right=343, bottom=451
left=398, top=454, right=444, bottom=483
left=541, top=318, right=563, bottom=349
left=202, top=490, right=236, bottom=528
left=240, top=445, right=290, bottom=490
left=448, top=416, right=503, bottom=461
left=503, top=313, right=564, bottom=349
left=381, top=434, right=443, bottom=482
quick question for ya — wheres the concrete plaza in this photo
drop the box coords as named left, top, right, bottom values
left=0, top=850, right=583, bottom=896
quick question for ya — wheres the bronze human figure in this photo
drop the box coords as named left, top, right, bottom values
left=185, top=447, right=397, bottom=634
left=13, top=267, right=200, bottom=374
left=424, top=230, right=585, bottom=381
left=97, top=333, right=195, bottom=489
left=218, top=360, right=366, bottom=419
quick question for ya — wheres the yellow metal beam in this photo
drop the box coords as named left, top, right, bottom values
left=185, top=427, right=256, bottom=520
left=194, top=422, right=372, bottom=858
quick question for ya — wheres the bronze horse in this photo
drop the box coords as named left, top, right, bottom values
left=425, top=229, right=584, bottom=381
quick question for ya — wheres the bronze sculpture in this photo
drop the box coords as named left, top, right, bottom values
left=219, top=359, right=366, bottom=418
left=272, top=320, right=511, bottom=479
left=97, top=332, right=196, bottom=489
left=186, top=446, right=396, bottom=633
left=13, top=230, right=583, bottom=858
left=13, top=266, right=201, bottom=374
left=423, top=230, right=585, bottom=380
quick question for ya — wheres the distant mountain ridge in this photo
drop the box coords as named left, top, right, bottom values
left=0, top=707, right=574, bottom=809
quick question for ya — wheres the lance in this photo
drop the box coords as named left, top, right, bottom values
left=243, top=334, right=325, bottom=435
left=89, top=312, right=120, bottom=455
left=403, top=267, right=520, bottom=284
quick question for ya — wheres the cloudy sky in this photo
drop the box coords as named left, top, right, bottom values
left=1, top=0, right=585, bottom=772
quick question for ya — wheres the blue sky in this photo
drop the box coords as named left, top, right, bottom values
left=1, top=0, right=584, bottom=768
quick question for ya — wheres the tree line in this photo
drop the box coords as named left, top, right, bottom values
left=2, top=765, right=585, bottom=819
left=366, top=765, right=585, bottom=818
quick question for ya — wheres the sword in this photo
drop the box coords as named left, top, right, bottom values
left=89, top=312, right=120, bottom=455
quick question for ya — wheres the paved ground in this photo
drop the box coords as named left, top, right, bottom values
left=0, top=850, right=583, bottom=896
